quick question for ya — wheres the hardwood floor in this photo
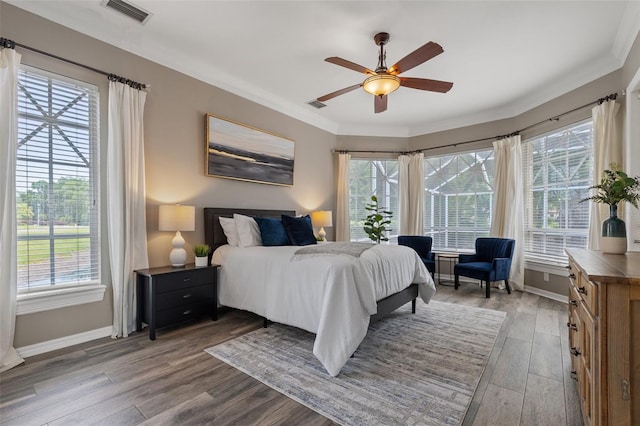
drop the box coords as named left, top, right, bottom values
left=0, top=283, right=582, bottom=425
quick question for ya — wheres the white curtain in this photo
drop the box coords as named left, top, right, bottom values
left=0, top=47, right=25, bottom=372
left=336, top=153, right=351, bottom=242
left=490, top=135, right=524, bottom=291
left=398, top=153, right=424, bottom=235
left=107, top=80, right=149, bottom=338
left=588, top=100, right=621, bottom=250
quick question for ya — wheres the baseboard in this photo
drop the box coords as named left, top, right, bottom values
left=16, top=326, right=112, bottom=359
left=523, top=285, right=568, bottom=304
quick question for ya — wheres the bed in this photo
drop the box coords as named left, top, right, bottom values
left=204, top=207, right=436, bottom=376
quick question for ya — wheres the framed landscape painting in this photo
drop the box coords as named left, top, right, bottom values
left=205, top=114, right=295, bottom=186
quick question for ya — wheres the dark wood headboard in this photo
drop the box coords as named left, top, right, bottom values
left=204, top=208, right=296, bottom=254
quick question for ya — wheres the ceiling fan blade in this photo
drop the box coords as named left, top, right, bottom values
left=374, top=95, right=387, bottom=113
left=325, top=57, right=376, bottom=75
left=400, top=77, right=453, bottom=93
left=317, top=83, right=362, bottom=102
left=388, top=42, right=444, bottom=75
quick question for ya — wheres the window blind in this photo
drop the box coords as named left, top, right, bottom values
left=348, top=159, right=399, bottom=242
left=16, top=67, right=101, bottom=292
left=522, top=120, right=592, bottom=264
left=423, top=150, right=494, bottom=251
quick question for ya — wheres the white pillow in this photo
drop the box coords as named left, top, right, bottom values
left=219, top=217, right=239, bottom=247
left=233, top=213, right=263, bottom=247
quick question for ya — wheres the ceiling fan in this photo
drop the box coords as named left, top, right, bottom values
left=317, top=32, right=453, bottom=113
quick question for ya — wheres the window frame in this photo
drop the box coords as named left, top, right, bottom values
left=423, top=149, right=495, bottom=252
left=15, top=65, right=105, bottom=314
left=348, top=158, right=399, bottom=243
left=521, top=119, right=593, bottom=267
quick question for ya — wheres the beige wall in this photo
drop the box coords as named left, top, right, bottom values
left=4, top=2, right=639, bottom=348
left=336, top=135, right=408, bottom=158
left=409, top=70, right=622, bottom=152
left=3, top=3, right=336, bottom=347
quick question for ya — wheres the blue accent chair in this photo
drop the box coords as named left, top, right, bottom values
left=454, top=238, right=515, bottom=298
left=398, top=236, right=435, bottom=278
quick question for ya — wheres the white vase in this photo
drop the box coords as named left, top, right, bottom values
left=195, top=256, right=208, bottom=267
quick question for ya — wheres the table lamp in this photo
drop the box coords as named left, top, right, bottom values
left=159, top=204, right=195, bottom=267
left=311, top=210, right=333, bottom=242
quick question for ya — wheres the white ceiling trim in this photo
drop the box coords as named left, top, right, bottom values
left=613, top=1, right=640, bottom=62
left=7, top=1, right=639, bottom=139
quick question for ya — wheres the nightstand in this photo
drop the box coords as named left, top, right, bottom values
left=135, top=264, right=219, bottom=340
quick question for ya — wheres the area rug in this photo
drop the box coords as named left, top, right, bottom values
left=205, top=300, right=505, bottom=425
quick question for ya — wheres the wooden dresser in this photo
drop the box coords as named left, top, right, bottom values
left=566, top=249, right=640, bottom=426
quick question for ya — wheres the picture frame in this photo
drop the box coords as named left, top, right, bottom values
left=205, top=114, right=295, bottom=186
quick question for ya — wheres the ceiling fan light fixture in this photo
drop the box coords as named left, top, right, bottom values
left=362, top=74, right=400, bottom=96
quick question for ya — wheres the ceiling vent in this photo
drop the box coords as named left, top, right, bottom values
left=307, top=100, right=327, bottom=109
left=102, top=0, right=151, bottom=24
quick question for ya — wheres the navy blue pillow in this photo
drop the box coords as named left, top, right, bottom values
left=255, top=217, right=291, bottom=246
left=281, top=214, right=317, bottom=246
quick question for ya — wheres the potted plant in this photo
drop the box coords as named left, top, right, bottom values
left=580, top=164, right=640, bottom=254
left=363, top=195, right=393, bottom=244
left=193, top=244, right=211, bottom=267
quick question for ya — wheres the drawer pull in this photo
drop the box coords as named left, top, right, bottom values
left=570, top=347, right=581, bottom=357
left=569, top=273, right=576, bottom=279
left=622, top=379, right=629, bottom=400
left=182, top=293, right=192, bottom=299
left=578, top=286, right=587, bottom=295
left=183, top=277, right=191, bottom=282
left=183, top=309, right=192, bottom=315
left=566, top=322, right=578, bottom=331
left=569, top=299, right=577, bottom=306
left=570, top=370, right=578, bottom=381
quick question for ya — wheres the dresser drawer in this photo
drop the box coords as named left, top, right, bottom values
left=156, top=302, right=211, bottom=328
left=156, top=284, right=214, bottom=310
left=154, top=268, right=213, bottom=293
left=568, top=284, right=580, bottom=309
left=576, top=273, right=597, bottom=316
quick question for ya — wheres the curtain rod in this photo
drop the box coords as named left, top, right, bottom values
left=1, top=37, right=147, bottom=90
left=334, top=92, right=619, bottom=155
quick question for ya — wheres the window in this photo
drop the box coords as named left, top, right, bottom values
left=423, top=150, right=494, bottom=251
left=16, top=67, right=101, bottom=294
left=349, top=159, right=399, bottom=242
left=522, top=121, right=592, bottom=264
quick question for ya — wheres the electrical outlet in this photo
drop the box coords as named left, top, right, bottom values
left=543, top=272, right=549, bottom=282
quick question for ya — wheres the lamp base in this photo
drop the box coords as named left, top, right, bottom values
left=318, top=227, right=327, bottom=242
left=169, top=231, right=187, bottom=267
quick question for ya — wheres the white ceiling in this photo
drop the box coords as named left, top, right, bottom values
left=8, top=1, right=640, bottom=137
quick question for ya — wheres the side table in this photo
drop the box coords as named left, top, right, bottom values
left=435, top=252, right=459, bottom=286
left=136, top=263, right=219, bottom=340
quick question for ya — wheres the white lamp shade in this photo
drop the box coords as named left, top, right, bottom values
left=159, top=205, right=195, bottom=231
left=311, top=210, right=333, bottom=228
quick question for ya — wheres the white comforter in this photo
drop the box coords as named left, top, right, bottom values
left=212, top=243, right=436, bottom=376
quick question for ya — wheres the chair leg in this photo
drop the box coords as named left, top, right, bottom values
left=486, top=281, right=490, bottom=298
left=454, top=274, right=459, bottom=290
left=412, top=298, right=416, bottom=313
left=505, top=279, right=512, bottom=294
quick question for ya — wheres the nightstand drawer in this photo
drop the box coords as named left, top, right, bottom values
left=155, top=268, right=213, bottom=293
left=156, top=284, right=214, bottom=310
left=156, top=302, right=210, bottom=328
